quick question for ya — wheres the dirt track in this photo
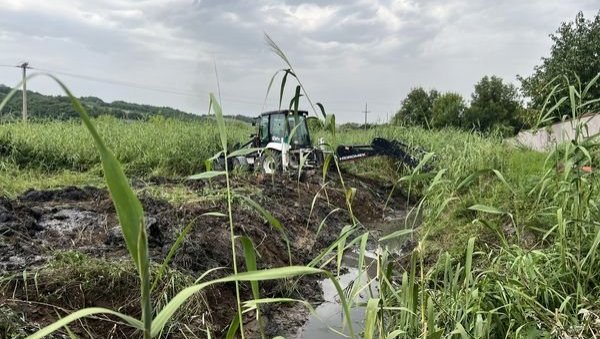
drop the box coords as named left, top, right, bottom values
left=0, top=172, right=407, bottom=338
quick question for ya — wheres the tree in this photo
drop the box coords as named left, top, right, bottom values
left=392, top=87, right=439, bottom=126
left=431, top=92, right=466, bottom=128
left=464, top=75, right=523, bottom=132
left=519, top=11, right=600, bottom=119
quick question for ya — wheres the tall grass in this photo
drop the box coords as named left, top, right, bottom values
left=0, top=115, right=252, bottom=176
left=367, top=74, right=600, bottom=338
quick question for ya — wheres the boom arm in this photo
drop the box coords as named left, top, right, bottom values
left=335, top=137, right=426, bottom=169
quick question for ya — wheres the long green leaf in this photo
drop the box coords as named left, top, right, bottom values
left=225, top=314, right=240, bottom=339
left=239, top=195, right=292, bottom=265
left=44, top=76, right=146, bottom=271
left=210, top=93, right=228, bottom=153
left=316, top=208, right=343, bottom=242
left=279, top=69, right=294, bottom=110
left=151, top=266, right=323, bottom=336
left=262, top=69, right=285, bottom=111
left=152, top=213, right=226, bottom=291
left=582, top=72, right=600, bottom=98
left=364, top=298, right=380, bottom=339
left=27, top=307, right=143, bottom=339
left=379, top=228, right=414, bottom=242
left=188, top=171, right=226, bottom=180
left=228, top=147, right=263, bottom=158
left=464, top=237, right=475, bottom=286
left=456, top=169, right=491, bottom=191
left=239, top=236, right=260, bottom=299
left=323, top=153, right=334, bottom=182
left=468, top=204, right=504, bottom=215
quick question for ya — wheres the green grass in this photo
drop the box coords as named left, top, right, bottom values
left=319, top=125, right=549, bottom=255
left=366, top=77, right=600, bottom=338
left=0, top=115, right=252, bottom=176
left=0, top=163, right=102, bottom=197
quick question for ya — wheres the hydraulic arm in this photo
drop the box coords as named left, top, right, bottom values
left=335, top=137, right=425, bottom=169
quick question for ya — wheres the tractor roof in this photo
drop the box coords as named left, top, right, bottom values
left=259, top=110, right=309, bottom=117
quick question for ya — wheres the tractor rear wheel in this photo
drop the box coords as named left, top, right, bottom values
left=256, top=149, right=281, bottom=174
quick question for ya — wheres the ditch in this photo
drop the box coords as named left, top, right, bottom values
left=0, top=172, right=415, bottom=338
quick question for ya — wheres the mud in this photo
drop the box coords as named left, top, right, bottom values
left=0, top=172, right=408, bottom=338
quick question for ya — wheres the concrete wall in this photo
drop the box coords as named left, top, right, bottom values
left=512, top=114, right=600, bottom=151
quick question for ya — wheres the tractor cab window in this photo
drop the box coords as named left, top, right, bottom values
left=288, top=115, right=310, bottom=146
left=269, top=113, right=287, bottom=142
left=259, top=115, right=269, bottom=144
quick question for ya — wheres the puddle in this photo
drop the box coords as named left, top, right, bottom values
left=38, top=209, right=102, bottom=233
left=300, top=250, right=379, bottom=338
left=300, top=212, right=415, bottom=338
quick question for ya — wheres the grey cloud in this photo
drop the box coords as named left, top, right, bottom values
left=0, top=0, right=597, bottom=122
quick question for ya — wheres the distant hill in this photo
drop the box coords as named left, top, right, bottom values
left=0, top=84, right=255, bottom=123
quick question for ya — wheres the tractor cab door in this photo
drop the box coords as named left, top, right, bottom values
left=268, top=113, right=287, bottom=143
left=259, top=115, right=270, bottom=147
left=287, top=115, right=311, bottom=148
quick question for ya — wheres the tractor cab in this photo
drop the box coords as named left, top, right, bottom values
left=255, top=110, right=312, bottom=148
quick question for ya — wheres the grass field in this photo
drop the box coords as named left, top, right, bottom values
left=0, top=115, right=252, bottom=176
left=0, top=116, right=252, bottom=196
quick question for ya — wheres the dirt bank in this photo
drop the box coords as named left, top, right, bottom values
left=0, top=172, right=407, bottom=338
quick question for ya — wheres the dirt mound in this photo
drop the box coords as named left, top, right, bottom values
left=0, top=173, right=406, bottom=338
left=19, top=185, right=106, bottom=202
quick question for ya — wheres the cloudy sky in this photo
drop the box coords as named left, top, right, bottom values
left=0, top=1, right=597, bottom=122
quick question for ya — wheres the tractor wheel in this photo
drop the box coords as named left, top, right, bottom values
left=232, top=156, right=249, bottom=171
left=256, top=149, right=281, bottom=174
left=212, top=157, right=226, bottom=171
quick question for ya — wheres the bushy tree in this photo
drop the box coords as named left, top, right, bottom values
left=431, top=92, right=466, bottom=128
left=518, top=11, right=600, bottom=119
left=464, top=76, right=523, bottom=132
left=392, top=87, right=439, bottom=126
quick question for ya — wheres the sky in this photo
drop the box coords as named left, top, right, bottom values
left=0, top=1, right=598, bottom=123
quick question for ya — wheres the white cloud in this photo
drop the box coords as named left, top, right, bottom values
left=261, top=3, right=339, bottom=32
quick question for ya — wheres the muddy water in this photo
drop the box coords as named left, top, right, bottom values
left=300, top=251, right=379, bottom=338
left=299, top=212, right=415, bottom=338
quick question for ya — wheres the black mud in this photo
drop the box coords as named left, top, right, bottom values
left=0, top=173, right=407, bottom=338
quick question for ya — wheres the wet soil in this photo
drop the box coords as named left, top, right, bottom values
left=0, top=172, right=407, bottom=338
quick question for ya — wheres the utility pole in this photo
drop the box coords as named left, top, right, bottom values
left=362, top=102, right=370, bottom=130
left=19, top=62, right=30, bottom=122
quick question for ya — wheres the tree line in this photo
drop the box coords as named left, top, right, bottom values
left=392, top=11, right=600, bottom=135
left=0, top=85, right=202, bottom=121
left=0, top=85, right=257, bottom=124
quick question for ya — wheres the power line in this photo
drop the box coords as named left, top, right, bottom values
left=2, top=64, right=400, bottom=112
left=32, top=67, right=207, bottom=97
left=24, top=66, right=266, bottom=106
